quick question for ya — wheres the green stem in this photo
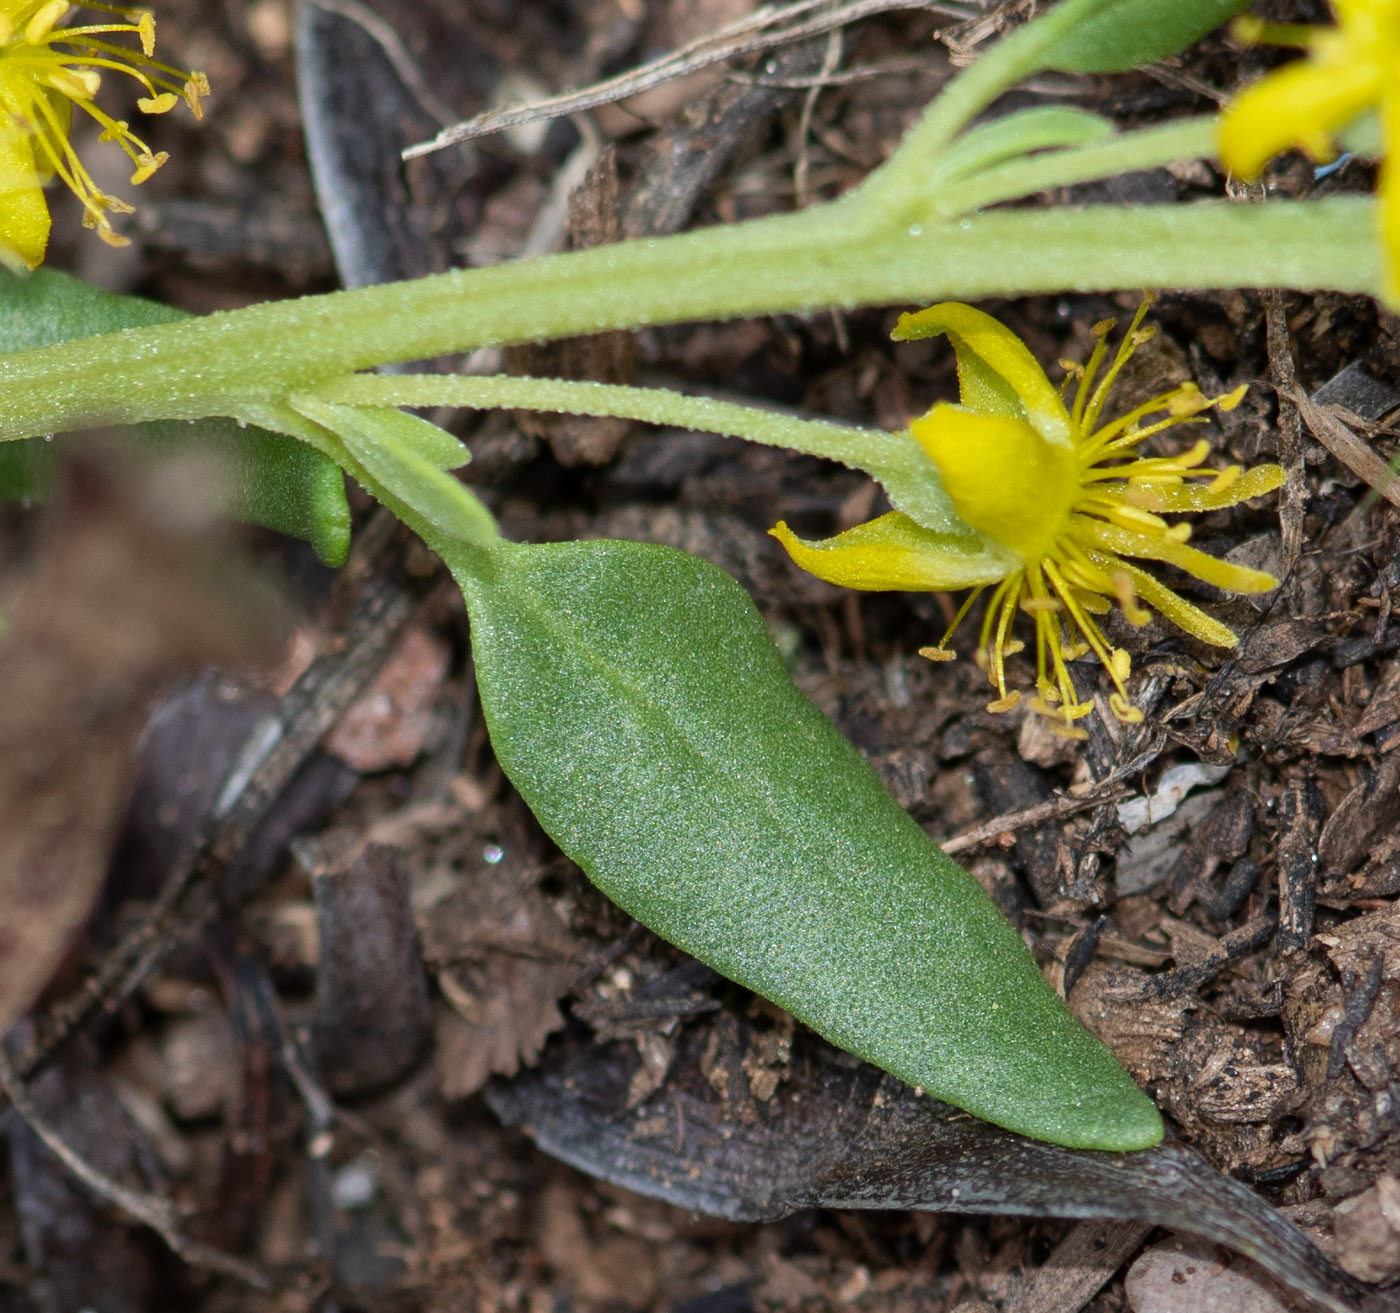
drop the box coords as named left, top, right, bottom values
left=0, top=197, right=1378, bottom=442
left=936, top=115, right=1217, bottom=215
left=301, top=371, right=963, bottom=534
left=309, top=373, right=887, bottom=461
left=857, top=0, right=1122, bottom=211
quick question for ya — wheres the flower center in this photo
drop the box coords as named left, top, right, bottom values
left=910, top=404, right=1080, bottom=563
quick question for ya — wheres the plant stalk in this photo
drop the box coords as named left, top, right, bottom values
left=0, top=197, right=1378, bottom=442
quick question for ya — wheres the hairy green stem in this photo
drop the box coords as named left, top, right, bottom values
left=303, top=371, right=964, bottom=534
left=936, top=115, right=1217, bottom=215
left=309, top=373, right=890, bottom=463
left=857, top=0, right=1123, bottom=211
left=0, top=197, right=1378, bottom=443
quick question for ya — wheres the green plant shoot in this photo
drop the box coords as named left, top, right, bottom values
left=0, top=0, right=1390, bottom=1151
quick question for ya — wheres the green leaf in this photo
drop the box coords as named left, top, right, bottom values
left=0, top=435, right=52, bottom=503
left=932, top=106, right=1115, bottom=186
left=1040, top=0, right=1251, bottom=73
left=452, top=537, right=1164, bottom=1152
left=0, top=268, right=351, bottom=565
left=288, top=396, right=497, bottom=552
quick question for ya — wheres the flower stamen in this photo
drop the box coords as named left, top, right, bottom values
left=0, top=1, right=207, bottom=267
left=1081, top=298, right=1156, bottom=434
left=918, top=305, right=1282, bottom=724
left=771, top=301, right=1285, bottom=730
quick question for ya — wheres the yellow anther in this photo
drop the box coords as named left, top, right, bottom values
left=1109, top=692, right=1145, bottom=723
left=129, top=149, right=166, bottom=183
left=47, top=67, right=101, bottom=99
left=1207, top=466, right=1242, bottom=495
left=1110, top=572, right=1151, bottom=626
left=919, top=645, right=957, bottom=663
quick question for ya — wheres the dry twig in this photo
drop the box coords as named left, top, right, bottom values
left=1263, top=289, right=1308, bottom=576
left=1285, top=385, right=1400, bottom=510
left=404, top=0, right=971, bottom=158
left=0, top=1049, right=272, bottom=1289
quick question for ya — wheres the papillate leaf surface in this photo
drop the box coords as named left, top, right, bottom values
left=452, top=537, right=1163, bottom=1151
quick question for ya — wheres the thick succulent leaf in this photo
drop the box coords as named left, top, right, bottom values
left=451, top=536, right=1164, bottom=1152
left=0, top=268, right=350, bottom=565
left=1039, top=0, right=1251, bottom=74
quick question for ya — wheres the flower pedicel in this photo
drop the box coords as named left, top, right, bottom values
left=772, top=301, right=1285, bottom=736
left=0, top=1, right=207, bottom=268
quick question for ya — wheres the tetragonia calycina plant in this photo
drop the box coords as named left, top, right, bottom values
left=0, top=1, right=207, bottom=268
left=0, top=0, right=1390, bottom=1153
left=772, top=301, right=1285, bottom=736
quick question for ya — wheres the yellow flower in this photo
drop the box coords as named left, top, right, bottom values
left=0, top=1, right=208, bottom=269
left=1217, top=0, right=1400, bottom=303
left=770, top=301, right=1285, bottom=736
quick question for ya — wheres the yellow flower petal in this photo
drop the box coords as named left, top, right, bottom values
left=893, top=302, right=1073, bottom=446
left=1126, top=461, right=1285, bottom=513
left=0, top=129, right=50, bottom=269
left=1219, top=57, right=1383, bottom=178
left=910, top=404, right=1079, bottom=562
left=770, top=512, right=1015, bottom=592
